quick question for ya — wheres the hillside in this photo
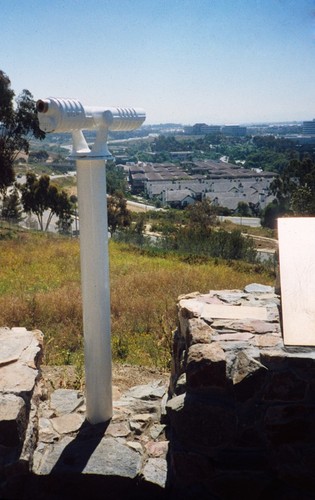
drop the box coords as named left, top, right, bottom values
left=0, top=226, right=274, bottom=378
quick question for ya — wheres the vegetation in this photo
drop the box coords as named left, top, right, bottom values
left=107, top=192, right=131, bottom=233
left=262, top=155, right=315, bottom=228
left=0, top=70, right=44, bottom=199
left=19, top=172, right=72, bottom=232
left=0, top=227, right=273, bottom=375
left=106, top=160, right=128, bottom=195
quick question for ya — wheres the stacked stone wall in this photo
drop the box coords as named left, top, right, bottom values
left=166, top=284, right=315, bottom=498
left=2, top=285, right=315, bottom=499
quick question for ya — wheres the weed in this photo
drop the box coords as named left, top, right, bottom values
left=0, top=231, right=273, bottom=371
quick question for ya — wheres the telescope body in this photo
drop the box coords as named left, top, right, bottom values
left=37, top=97, right=145, bottom=133
left=36, top=97, right=146, bottom=159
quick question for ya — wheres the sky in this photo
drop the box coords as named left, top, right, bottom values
left=1, top=0, right=315, bottom=125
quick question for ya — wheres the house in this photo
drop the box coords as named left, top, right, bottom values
left=162, top=189, right=196, bottom=208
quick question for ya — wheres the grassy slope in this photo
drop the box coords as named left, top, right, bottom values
left=0, top=229, right=273, bottom=370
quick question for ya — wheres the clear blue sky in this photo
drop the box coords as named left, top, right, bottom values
left=1, top=0, right=315, bottom=124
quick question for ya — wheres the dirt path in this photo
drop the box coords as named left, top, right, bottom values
left=40, top=363, right=170, bottom=394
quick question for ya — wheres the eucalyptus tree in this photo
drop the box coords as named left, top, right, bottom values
left=0, top=70, right=44, bottom=199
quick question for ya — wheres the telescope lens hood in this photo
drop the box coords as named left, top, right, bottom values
left=36, top=100, right=49, bottom=113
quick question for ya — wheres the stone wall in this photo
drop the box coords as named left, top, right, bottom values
left=0, top=327, right=43, bottom=495
left=2, top=285, right=315, bottom=499
left=166, top=284, right=315, bottom=498
left=0, top=328, right=169, bottom=499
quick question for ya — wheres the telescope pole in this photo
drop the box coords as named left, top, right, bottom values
left=76, top=158, right=112, bottom=424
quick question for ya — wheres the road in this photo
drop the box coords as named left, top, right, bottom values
left=126, top=200, right=156, bottom=212
left=219, top=216, right=261, bottom=227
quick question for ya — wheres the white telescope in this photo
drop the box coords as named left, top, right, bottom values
left=36, top=97, right=146, bottom=158
left=37, top=97, right=146, bottom=424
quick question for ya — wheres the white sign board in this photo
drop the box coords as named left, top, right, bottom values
left=278, top=217, right=315, bottom=346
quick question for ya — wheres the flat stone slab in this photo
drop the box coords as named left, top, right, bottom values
left=50, top=389, right=84, bottom=415
left=0, top=328, right=41, bottom=366
left=180, top=298, right=268, bottom=322
left=34, top=435, right=142, bottom=478
left=142, top=458, right=168, bottom=488
left=51, top=413, right=85, bottom=434
left=0, top=362, right=39, bottom=394
left=201, top=304, right=268, bottom=321
left=33, top=380, right=169, bottom=493
left=124, top=383, right=166, bottom=400
left=0, top=328, right=42, bottom=394
left=244, top=283, right=275, bottom=293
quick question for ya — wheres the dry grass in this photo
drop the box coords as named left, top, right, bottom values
left=0, top=230, right=273, bottom=370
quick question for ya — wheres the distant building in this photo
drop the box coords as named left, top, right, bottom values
left=302, top=119, right=315, bottom=135
left=169, top=151, right=193, bottom=160
left=128, top=159, right=276, bottom=212
left=221, top=125, right=247, bottom=137
left=191, top=123, right=221, bottom=135
left=162, top=189, right=196, bottom=208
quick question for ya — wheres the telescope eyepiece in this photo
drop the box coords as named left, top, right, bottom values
left=36, top=100, right=49, bottom=113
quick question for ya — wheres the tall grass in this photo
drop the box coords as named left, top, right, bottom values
left=0, top=230, right=274, bottom=370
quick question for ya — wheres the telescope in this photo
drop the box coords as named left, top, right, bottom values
left=36, top=97, right=146, bottom=159
left=36, top=95, right=145, bottom=424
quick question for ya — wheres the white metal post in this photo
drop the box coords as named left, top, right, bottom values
left=76, top=158, right=112, bottom=424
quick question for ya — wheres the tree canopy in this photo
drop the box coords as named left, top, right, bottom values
left=0, top=70, right=44, bottom=197
left=107, top=191, right=131, bottom=233
left=19, top=173, right=72, bottom=231
left=261, top=154, right=315, bottom=228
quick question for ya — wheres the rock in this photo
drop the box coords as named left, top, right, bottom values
left=167, top=394, right=237, bottom=449
left=145, top=440, right=169, bottom=458
left=38, top=417, right=59, bottom=443
left=126, top=441, right=143, bottom=453
left=178, top=299, right=205, bottom=318
left=255, top=334, right=282, bottom=347
left=198, top=295, right=225, bottom=305
left=217, top=319, right=257, bottom=332
left=232, top=351, right=267, bottom=385
left=142, top=458, right=168, bottom=488
left=124, top=383, right=166, bottom=401
left=215, top=291, right=247, bottom=304
left=186, top=343, right=226, bottom=389
left=0, top=394, right=26, bottom=446
left=150, top=423, right=166, bottom=440
left=129, top=413, right=153, bottom=434
left=174, top=373, right=186, bottom=395
left=0, top=328, right=34, bottom=366
left=166, top=393, right=185, bottom=414
left=212, top=332, right=254, bottom=342
left=50, top=389, right=84, bottom=416
left=114, top=396, right=161, bottom=417
left=186, top=317, right=213, bottom=345
left=131, top=413, right=154, bottom=423
left=264, top=405, right=311, bottom=445
left=0, top=363, right=39, bottom=394
left=35, top=436, right=142, bottom=478
left=250, top=320, right=279, bottom=334
left=51, top=413, right=84, bottom=434
left=264, top=371, right=307, bottom=401
left=106, top=421, right=131, bottom=438
left=201, top=304, right=268, bottom=321
left=0, top=328, right=42, bottom=382
left=244, top=283, right=275, bottom=293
